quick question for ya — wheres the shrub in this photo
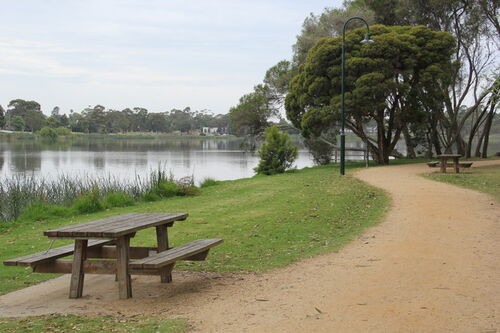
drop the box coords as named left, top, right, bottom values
left=38, top=126, right=58, bottom=141
left=142, top=191, right=161, bottom=202
left=10, top=116, right=25, bottom=131
left=104, top=192, right=134, bottom=208
left=19, top=202, right=73, bottom=222
left=73, top=188, right=104, bottom=214
left=254, top=126, right=298, bottom=175
left=200, top=178, right=219, bottom=188
left=55, top=127, right=71, bottom=136
left=177, top=186, right=201, bottom=196
left=153, top=180, right=180, bottom=198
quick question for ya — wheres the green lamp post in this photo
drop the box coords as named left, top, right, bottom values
left=340, top=17, right=373, bottom=175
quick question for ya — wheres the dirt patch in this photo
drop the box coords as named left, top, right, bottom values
left=1, top=161, right=499, bottom=332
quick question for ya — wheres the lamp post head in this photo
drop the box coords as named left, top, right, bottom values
left=361, top=32, right=374, bottom=44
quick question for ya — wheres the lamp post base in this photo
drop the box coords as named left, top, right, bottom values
left=340, top=133, right=345, bottom=175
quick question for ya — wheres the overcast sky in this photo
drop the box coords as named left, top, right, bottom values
left=0, top=0, right=344, bottom=115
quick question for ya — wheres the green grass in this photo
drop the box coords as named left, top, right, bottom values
left=0, top=163, right=388, bottom=296
left=0, top=314, right=188, bottom=333
left=424, top=164, right=500, bottom=200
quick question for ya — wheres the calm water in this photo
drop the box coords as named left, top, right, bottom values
left=0, top=137, right=321, bottom=184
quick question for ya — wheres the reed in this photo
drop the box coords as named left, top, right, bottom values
left=0, top=169, right=196, bottom=223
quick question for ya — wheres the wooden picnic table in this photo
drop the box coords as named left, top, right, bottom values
left=436, top=154, right=462, bottom=173
left=4, top=213, right=223, bottom=299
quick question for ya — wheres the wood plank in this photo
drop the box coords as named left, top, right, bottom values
left=51, top=214, right=153, bottom=238
left=156, top=225, right=171, bottom=283
left=453, top=157, right=460, bottom=173
left=101, top=214, right=188, bottom=238
left=130, top=239, right=223, bottom=269
left=185, top=250, right=209, bottom=261
left=45, top=213, right=188, bottom=238
left=45, top=213, right=148, bottom=236
left=116, top=236, right=132, bottom=299
left=86, top=246, right=156, bottom=259
left=69, top=240, right=87, bottom=299
left=98, top=213, right=185, bottom=235
left=34, top=260, right=116, bottom=274
left=44, top=214, right=137, bottom=237
left=33, top=259, right=162, bottom=275
left=3, top=239, right=113, bottom=267
left=139, top=241, right=217, bottom=268
left=440, top=157, right=447, bottom=173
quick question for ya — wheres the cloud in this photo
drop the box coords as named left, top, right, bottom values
left=0, top=0, right=344, bottom=112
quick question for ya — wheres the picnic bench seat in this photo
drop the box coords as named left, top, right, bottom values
left=3, top=239, right=114, bottom=267
left=427, top=161, right=473, bottom=168
left=130, top=238, right=223, bottom=269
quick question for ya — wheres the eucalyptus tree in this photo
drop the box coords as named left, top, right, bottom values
left=0, top=105, right=5, bottom=128
left=286, top=25, right=455, bottom=164
left=361, top=0, right=499, bottom=156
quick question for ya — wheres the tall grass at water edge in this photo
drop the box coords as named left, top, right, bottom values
left=0, top=169, right=197, bottom=223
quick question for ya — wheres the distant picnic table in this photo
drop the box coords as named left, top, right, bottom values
left=4, top=213, right=222, bottom=299
left=436, top=154, right=462, bottom=173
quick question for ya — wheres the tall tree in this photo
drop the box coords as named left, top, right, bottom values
left=292, top=2, right=375, bottom=65
left=286, top=25, right=455, bottom=164
left=147, top=113, right=169, bottom=132
left=229, top=85, right=278, bottom=149
left=362, top=0, right=500, bottom=156
left=6, top=99, right=46, bottom=132
left=0, top=105, right=5, bottom=129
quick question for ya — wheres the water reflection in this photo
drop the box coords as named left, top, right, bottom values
left=1, top=136, right=399, bottom=183
left=0, top=137, right=314, bottom=183
left=0, top=148, right=4, bottom=172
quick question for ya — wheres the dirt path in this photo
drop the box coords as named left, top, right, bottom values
left=1, top=161, right=499, bottom=332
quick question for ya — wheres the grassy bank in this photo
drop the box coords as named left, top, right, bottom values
left=0, top=163, right=388, bottom=296
left=424, top=164, right=500, bottom=200
left=0, top=315, right=188, bottom=333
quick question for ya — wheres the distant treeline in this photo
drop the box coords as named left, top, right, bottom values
left=0, top=99, right=231, bottom=134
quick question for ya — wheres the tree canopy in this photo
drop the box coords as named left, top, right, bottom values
left=1, top=99, right=230, bottom=135
left=286, top=25, right=455, bottom=163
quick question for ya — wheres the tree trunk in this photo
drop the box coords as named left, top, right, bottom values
left=402, top=125, right=416, bottom=158
left=480, top=106, right=495, bottom=158
left=474, top=130, right=485, bottom=157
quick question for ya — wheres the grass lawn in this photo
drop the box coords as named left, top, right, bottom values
left=0, top=163, right=389, bottom=296
left=424, top=163, right=500, bottom=200
left=0, top=162, right=392, bottom=331
left=0, top=315, right=188, bottom=333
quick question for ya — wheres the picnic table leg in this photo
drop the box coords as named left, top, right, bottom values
left=440, top=158, right=447, bottom=173
left=69, top=239, right=87, bottom=299
left=454, top=157, right=460, bottom=173
left=156, top=225, right=172, bottom=283
left=116, top=235, right=132, bottom=299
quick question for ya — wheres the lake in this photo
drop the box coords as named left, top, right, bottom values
left=0, top=136, right=382, bottom=184
left=0, top=137, right=320, bottom=184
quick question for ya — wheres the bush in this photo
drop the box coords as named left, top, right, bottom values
left=55, top=127, right=71, bottom=136
left=104, top=192, right=134, bottom=208
left=142, top=191, right=161, bottom=202
left=177, top=186, right=201, bottom=196
left=38, top=126, right=58, bottom=141
left=200, top=178, right=219, bottom=188
left=153, top=180, right=180, bottom=198
left=19, top=202, right=73, bottom=222
left=254, top=126, right=298, bottom=175
left=10, top=116, right=25, bottom=131
left=73, top=188, right=104, bottom=213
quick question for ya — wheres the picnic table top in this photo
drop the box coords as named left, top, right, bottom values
left=44, top=213, right=188, bottom=239
left=436, top=154, right=462, bottom=158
